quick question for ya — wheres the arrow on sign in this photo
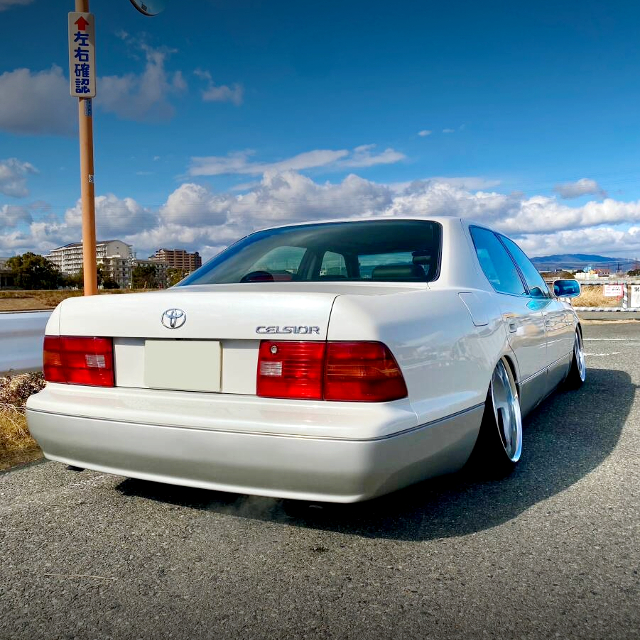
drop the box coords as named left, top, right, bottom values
left=75, top=16, right=89, bottom=30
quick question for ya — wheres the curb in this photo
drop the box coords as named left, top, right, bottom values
left=573, top=307, right=639, bottom=312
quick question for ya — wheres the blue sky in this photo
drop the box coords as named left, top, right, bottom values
left=2, top=0, right=640, bottom=259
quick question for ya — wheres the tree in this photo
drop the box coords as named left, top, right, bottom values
left=6, top=253, right=62, bottom=290
left=64, top=269, right=84, bottom=289
left=64, top=266, right=119, bottom=289
left=102, top=276, right=120, bottom=289
left=132, top=264, right=158, bottom=289
left=166, top=268, right=188, bottom=287
left=628, top=269, right=640, bottom=277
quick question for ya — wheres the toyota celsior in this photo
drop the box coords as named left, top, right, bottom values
left=26, top=217, right=585, bottom=502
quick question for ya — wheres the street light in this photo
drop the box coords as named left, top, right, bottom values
left=71, top=0, right=166, bottom=296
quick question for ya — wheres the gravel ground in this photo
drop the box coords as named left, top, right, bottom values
left=1, top=322, right=638, bottom=640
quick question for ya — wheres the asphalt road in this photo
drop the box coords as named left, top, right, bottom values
left=1, top=323, right=639, bottom=640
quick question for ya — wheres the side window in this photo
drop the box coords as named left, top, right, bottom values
left=500, top=236, right=550, bottom=298
left=320, top=251, right=348, bottom=278
left=470, top=227, right=526, bottom=296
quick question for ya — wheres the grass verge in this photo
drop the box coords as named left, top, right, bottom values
left=572, top=285, right=621, bottom=308
left=0, top=289, right=158, bottom=312
left=0, top=373, right=45, bottom=471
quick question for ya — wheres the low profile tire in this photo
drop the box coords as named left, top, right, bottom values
left=565, top=330, right=586, bottom=389
left=468, top=359, right=523, bottom=478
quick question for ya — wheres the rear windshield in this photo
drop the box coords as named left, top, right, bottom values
left=179, top=220, right=442, bottom=286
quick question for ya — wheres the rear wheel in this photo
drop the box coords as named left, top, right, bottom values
left=565, top=330, right=586, bottom=389
left=469, top=359, right=523, bottom=477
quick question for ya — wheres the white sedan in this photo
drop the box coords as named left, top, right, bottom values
left=27, top=217, right=585, bottom=502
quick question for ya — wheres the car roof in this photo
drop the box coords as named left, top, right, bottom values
left=254, top=215, right=469, bottom=233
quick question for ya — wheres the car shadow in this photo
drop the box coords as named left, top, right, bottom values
left=116, top=368, right=634, bottom=541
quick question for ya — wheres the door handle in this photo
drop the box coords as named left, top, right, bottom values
left=508, top=321, right=518, bottom=333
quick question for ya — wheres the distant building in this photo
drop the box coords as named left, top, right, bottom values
left=132, top=258, right=169, bottom=288
left=575, top=271, right=599, bottom=281
left=0, top=257, right=15, bottom=288
left=149, top=248, right=202, bottom=273
left=47, top=240, right=133, bottom=289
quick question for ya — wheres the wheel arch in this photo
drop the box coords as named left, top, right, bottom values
left=500, top=351, right=521, bottom=390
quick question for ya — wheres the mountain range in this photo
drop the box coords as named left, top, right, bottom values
left=531, top=254, right=638, bottom=272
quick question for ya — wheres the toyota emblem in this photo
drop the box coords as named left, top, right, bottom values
left=161, top=308, right=186, bottom=329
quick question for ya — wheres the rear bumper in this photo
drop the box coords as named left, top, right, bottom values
left=26, top=385, right=482, bottom=502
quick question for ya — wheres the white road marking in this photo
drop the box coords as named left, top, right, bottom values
left=585, top=352, right=621, bottom=357
left=585, top=338, right=640, bottom=342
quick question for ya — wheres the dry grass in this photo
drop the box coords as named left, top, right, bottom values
left=0, top=289, right=155, bottom=312
left=571, top=285, right=622, bottom=308
left=0, top=373, right=46, bottom=471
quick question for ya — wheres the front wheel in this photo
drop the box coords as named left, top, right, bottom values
left=468, top=359, right=523, bottom=478
left=565, top=330, right=586, bottom=389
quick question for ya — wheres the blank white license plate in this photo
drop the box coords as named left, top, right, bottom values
left=144, top=340, right=221, bottom=392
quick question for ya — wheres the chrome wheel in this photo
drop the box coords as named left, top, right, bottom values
left=574, top=332, right=586, bottom=383
left=490, top=360, right=523, bottom=463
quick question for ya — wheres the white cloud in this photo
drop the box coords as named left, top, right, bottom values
left=64, top=194, right=156, bottom=238
left=190, top=149, right=347, bottom=176
left=0, top=66, right=75, bottom=135
left=442, top=128, right=455, bottom=134
left=189, top=145, right=405, bottom=177
left=0, top=0, right=34, bottom=10
left=418, top=130, right=432, bottom=137
left=0, top=158, right=37, bottom=197
left=420, top=177, right=501, bottom=190
left=0, top=40, right=190, bottom=135
left=553, top=178, right=606, bottom=199
left=195, top=69, right=243, bottom=106
left=340, top=144, right=406, bottom=168
left=516, top=226, right=640, bottom=258
left=7, top=173, right=640, bottom=261
left=159, top=183, right=232, bottom=226
left=98, top=44, right=186, bottom=121
left=0, top=204, right=31, bottom=228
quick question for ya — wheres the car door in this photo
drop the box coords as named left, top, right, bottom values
left=499, top=235, right=575, bottom=391
left=469, top=226, right=548, bottom=415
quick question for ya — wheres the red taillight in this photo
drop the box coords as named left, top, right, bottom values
left=257, top=341, right=325, bottom=399
left=324, top=341, right=408, bottom=402
left=257, top=341, right=407, bottom=402
left=43, top=336, right=114, bottom=387
left=43, top=336, right=66, bottom=383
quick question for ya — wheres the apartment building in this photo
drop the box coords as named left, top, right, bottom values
left=149, top=248, right=202, bottom=272
left=0, top=257, right=15, bottom=288
left=47, top=240, right=133, bottom=288
left=133, top=258, right=169, bottom=286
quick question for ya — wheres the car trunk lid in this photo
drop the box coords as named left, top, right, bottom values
left=57, top=286, right=339, bottom=340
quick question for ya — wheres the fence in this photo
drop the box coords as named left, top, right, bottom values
left=569, top=281, right=640, bottom=311
left=0, top=311, right=52, bottom=376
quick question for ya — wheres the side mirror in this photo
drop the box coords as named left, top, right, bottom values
left=553, top=279, right=581, bottom=299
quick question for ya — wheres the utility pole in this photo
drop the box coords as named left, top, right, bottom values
left=66, top=1, right=163, bottom=297
left=69, top=0, right=98, bottom=295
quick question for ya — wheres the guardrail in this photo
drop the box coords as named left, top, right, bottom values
left=0, top=311, right=52, bottom=376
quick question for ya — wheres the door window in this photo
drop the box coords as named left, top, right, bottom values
left=320, top=251, right=348, bottom=278
left=470, top=226, right=526, bottom=296
left=500, top=236, right=550, bottom=298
